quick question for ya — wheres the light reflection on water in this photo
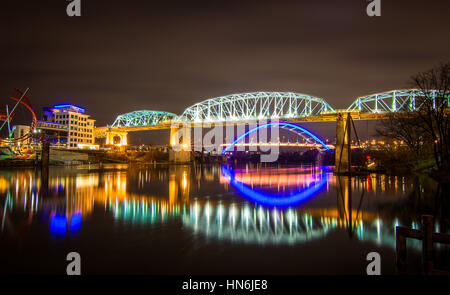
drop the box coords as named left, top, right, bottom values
left=0, top=163, right=449, bottom=273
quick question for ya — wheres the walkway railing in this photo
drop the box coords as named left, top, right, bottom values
left=396, top=215, right=450, bottom=275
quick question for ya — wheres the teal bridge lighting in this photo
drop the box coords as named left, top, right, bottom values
left=347, top=89, right=450, bottom=113
left=111, top=110, right=178, bottom=128
left=177, top=91, right=335, bottom=123
left=107, top=89, right=448, bottom=128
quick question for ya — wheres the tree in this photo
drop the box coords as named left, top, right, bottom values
left=376, top=62, right=450, bottom=177
left=376, top=113, right=430, bottom=163
left=412, top=62, right=450, bottom=172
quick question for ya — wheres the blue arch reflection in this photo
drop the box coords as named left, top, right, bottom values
left=222, top=122, right=333, bottom=154
left=70, top=213, right=82, bottom=234
left=50, top=215, right=67, bottom=237
left=49, top=212, right=82, bottom=238
left=221, top=165, right=327, bottom=207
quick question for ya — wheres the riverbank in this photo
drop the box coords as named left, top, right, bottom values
left=0, top=159, right=36, bottom=168
left=0, top=149, right=171, bottom=167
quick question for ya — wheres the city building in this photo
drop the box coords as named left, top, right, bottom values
left=42, top=104, right=98, bottom=149
left=13, top=125, right=31, bottom=142
left=9, top=125, right=32, bottom=147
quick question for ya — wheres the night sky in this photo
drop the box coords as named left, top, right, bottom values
left=1, top=0, right=450, bottom=142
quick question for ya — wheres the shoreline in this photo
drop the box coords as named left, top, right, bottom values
left=0, top=159, right=440, bottom=180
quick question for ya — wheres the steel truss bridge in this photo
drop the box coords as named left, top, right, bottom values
left=101, top=89, right=448, bottom=131
left=96, top=89, right=449, bottom=153
left=178, top=91, right=335, bottom=122
left=111, top=110, right=178, bottom=130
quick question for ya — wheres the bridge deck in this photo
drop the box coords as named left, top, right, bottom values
left=95, top=111, right=391, bottom=134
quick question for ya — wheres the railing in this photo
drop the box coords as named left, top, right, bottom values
left=396, top=215, right=450, bottom=275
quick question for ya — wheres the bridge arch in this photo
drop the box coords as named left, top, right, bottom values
left=178, top=91, right=335, bottom=123
left=221, top=122, right=333, bottom=154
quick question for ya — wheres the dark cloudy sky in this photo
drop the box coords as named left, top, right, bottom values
left=1, top=0, right=450, bottom=129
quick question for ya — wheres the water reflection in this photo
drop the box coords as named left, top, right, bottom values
left=182, top=201, right=403, bottom=247
left=0, top=164, right=447, bottom=252
left=221, top=166, right=329, bottom=206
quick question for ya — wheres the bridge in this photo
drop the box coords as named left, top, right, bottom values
left=96, top=89, right=448, bottom=169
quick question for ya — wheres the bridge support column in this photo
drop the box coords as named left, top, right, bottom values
left=106, top=130, right=128, bottom=150
left=335, top=113, right=352, bottom=173
left=169, top=124, right=192, bottom=163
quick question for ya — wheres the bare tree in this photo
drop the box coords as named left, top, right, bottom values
left=376, top=113, right=430, bottom=162
left=412, top=62, right=450, bottom=172
left=376, top=62, right=450, bottom=176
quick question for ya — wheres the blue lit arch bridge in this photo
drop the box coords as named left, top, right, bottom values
left=95, top=89, right=449, bottom=162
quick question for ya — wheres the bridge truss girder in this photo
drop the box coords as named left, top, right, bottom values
left=111, top=110, right=178, bottom=128
left=347, top=89, right=450, bottom=114
left=178, top=92, right=335, bottom=123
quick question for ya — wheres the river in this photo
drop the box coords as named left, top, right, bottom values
left=0, top=163, right=449, bottom=274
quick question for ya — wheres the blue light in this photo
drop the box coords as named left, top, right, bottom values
left=53, top=104, right=86, bottom=112
left=222, top=122, right=332, bottom=154
left=50, top=215, right=67, bottom=237
left=69, top=212, right=82, bottom=233
left=221, top=165, right=327, bottom=207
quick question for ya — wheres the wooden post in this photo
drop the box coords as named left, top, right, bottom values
left=395, top=215, right=450, bottom=275
left=396, top=226, right=407, bottom=274
left=421, top=215, right=434, bottom=275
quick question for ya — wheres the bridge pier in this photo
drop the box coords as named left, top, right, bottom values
left=169, top=124, right=192, bottom=163
left=106, top=130, right=128, bottom=149
left=335, top=113, right=352, bottom=174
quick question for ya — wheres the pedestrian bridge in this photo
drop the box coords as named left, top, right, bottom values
left=100, top=89, right=446, bottom=131
left=96, top=88, right=448, bottom=164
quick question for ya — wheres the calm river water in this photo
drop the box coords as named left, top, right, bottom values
left=0, top=163, right=449, bottom=274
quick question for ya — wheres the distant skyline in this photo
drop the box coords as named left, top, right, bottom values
left=1, top=0, right=450, bottom=130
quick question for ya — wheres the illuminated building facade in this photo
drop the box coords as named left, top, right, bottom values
left=43, top=104, right=97, bottom=149
left=12, top=125, right=32, bottom=146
